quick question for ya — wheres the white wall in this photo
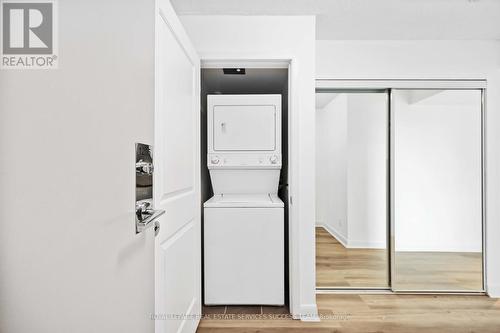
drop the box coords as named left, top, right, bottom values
left=0, top=1, right=156, bottom=332
left=316, top=94, right=348, bottom=244
left=316, top=40, right=500, bottom=296
left=180, top=15, right=317, bottom=317
left=316, top=94, right=387, bottom=249
left=347, top=94, right=387, bottom=249
left=394, top=90, right=482, bottom=252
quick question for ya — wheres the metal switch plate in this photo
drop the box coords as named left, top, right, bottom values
left=135, top=143, right=164, bottom=234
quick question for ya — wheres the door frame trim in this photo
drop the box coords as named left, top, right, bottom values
left=315, top=79, right=488, bottom=295
left=316, top=79, right=486, bottom=90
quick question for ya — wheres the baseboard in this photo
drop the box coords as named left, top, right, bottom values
left=347, top=239, right=386, bottom=249
left=487, top=284, right=500, bottom=298
left=317, top=223, right=386, bottom=249
left=292, top=303, right=320, bottom=322
left=396, top=248, right=483, bottom=253
left=316, top=223, right=348, bottom=248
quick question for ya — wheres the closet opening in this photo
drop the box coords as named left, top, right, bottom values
left=315, top=85, right=485, bottom=294
left=200, top=67, right=290, bottom=313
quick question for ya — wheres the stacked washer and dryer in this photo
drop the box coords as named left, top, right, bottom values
left=204, top=94, right=284, bottom=305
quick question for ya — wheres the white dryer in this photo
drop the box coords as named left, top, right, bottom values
left=204, top=94, right=284, bottom=305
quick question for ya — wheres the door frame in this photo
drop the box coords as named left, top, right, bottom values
left=315, top=79, right=488, bottom=295
left=200, top=57, right=302, bottom=316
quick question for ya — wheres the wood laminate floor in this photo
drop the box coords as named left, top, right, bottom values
left=316, top=227, right=389, bottom=288
left=316, top=226, right=483, bottom=290
left=197, top=228, right=490, bottom=332
left=394, top=251, right=483, bottom=291
left=197, top=294, right=500, bottom=333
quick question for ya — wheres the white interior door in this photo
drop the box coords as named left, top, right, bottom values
left=154, top=1, right=201, bottom=332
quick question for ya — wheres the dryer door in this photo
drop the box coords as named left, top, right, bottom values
left=213, top=104, right=276, bottom=151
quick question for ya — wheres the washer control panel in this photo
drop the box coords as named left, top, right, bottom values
left=208, top=154, right=281, bottom=168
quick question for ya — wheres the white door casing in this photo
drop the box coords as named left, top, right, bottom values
left=154, top=1, right=201, bottom=333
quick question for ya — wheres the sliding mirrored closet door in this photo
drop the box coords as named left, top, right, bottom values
left=391, top=89, right=484, bottom=292
left=316, top=91, right=389, bottom=289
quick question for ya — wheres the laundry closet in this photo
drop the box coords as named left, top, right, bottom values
left=200, top=68, right=289, bottom=306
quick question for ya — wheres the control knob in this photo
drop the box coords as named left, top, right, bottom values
left=211, top=156, right=220, bottom=164
left=270, top=155, right=278, bottom=164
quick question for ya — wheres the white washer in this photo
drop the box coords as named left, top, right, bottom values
left=204, top=95, right=284, bottom=305
left=204, top=194, right=284, bottom=305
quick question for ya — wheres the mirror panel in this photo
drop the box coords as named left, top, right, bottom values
left=392, top=89, right=483, bottom=291
left=316, top=92, right=389, bottom=288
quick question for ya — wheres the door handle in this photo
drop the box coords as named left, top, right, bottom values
left=135, top=201, right=151, bottom=219
left=135, top=204, right=165, bottom=234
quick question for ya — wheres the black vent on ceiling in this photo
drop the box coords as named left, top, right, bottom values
left=223, top=68, right=246, bottom=75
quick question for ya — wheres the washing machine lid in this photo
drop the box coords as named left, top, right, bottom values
left=204, top=194, right=284, bottom=208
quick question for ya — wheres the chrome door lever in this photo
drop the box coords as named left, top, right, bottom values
left=135, top=201, right=151, bottom=220
left=135, top=208, right=165, bottom=234
left=135, top=200, right=164, bottom=234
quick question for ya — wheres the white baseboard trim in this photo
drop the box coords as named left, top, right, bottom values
left=347, top=240, right=386, bottom=249
left=316, top=223, right=348, bottom=248
left=292, top=303, right=320, bottom=322
left=487, top=284, right=500, bottom=298
left=397, top=248, right=483, bottom=253
left=316, top=223, right=386, bottom=249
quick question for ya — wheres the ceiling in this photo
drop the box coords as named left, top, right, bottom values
left=171, top=0, right=500, bottom=40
